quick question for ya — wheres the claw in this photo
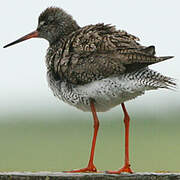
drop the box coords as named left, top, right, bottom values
left=106, top=164, right=133, bottom=174
left=64, top=163, right=97, bottom=173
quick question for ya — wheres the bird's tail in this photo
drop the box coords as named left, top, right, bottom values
left=157, top=56, right=174, bottom=62
left=136, top=68, right=177, bottom=90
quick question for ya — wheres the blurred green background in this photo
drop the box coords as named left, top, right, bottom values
left=0, top=105, right=179, bottom=173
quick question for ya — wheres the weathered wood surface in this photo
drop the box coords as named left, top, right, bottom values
left=0, top=172, right=180, bottom=180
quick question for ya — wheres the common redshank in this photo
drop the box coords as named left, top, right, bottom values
left=4, top=7, right=176, bottom=173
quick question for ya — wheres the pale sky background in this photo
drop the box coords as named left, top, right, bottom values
left=0, top=0, right=179, bottom=121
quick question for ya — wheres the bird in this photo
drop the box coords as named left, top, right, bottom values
left=3, top=7, right=176, bottom=174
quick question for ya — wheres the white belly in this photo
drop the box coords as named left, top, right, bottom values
left=72, top=77, right=145, bottom=112
left=47, top=67, right=173, bottom=112
left=47, top=70, right=156, bottom=112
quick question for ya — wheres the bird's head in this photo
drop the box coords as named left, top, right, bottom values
left=4, top=7, right=79, bottom=48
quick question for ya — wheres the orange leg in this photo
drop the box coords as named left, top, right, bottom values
left=64, top=101, right=99, bottom=173
left=107, top=103, right=133, bottom=174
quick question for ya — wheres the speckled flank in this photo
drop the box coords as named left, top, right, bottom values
left=47, top=67, right=175, bottom=112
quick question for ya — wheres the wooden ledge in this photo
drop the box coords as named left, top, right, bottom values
left=0, top=172, right=180, bottom=180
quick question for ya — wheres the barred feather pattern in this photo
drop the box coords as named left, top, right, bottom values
left=47, top=67, right=176, bottom=112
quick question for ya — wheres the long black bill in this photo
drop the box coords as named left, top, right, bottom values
left=3, top=30, right=39, bottom=48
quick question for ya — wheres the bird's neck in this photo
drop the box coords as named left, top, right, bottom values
left=49, top=21, right=80, bottom=46
left=45, top=38, right=66, bottom=77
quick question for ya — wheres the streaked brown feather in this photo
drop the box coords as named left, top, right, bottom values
left=47, top=23, right=173, bottom=85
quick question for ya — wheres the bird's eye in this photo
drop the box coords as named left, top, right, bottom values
left=39, top=21, right=47, bottom=27
left=39, top=21, right=46, bottom=26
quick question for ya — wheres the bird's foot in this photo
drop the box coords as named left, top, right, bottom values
left=106, top=164, right=133, bottom=174
left=64, top=163, right=97, bottom=173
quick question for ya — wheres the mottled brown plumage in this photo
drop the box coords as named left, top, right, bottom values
left=46, top=23, right=173, bottom=85
left=4, top=7, right=173, bottom=86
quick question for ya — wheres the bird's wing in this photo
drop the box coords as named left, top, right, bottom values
left=69, top=23, right=141, bottom=53
left=55, top=24, right=173, bottom=85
